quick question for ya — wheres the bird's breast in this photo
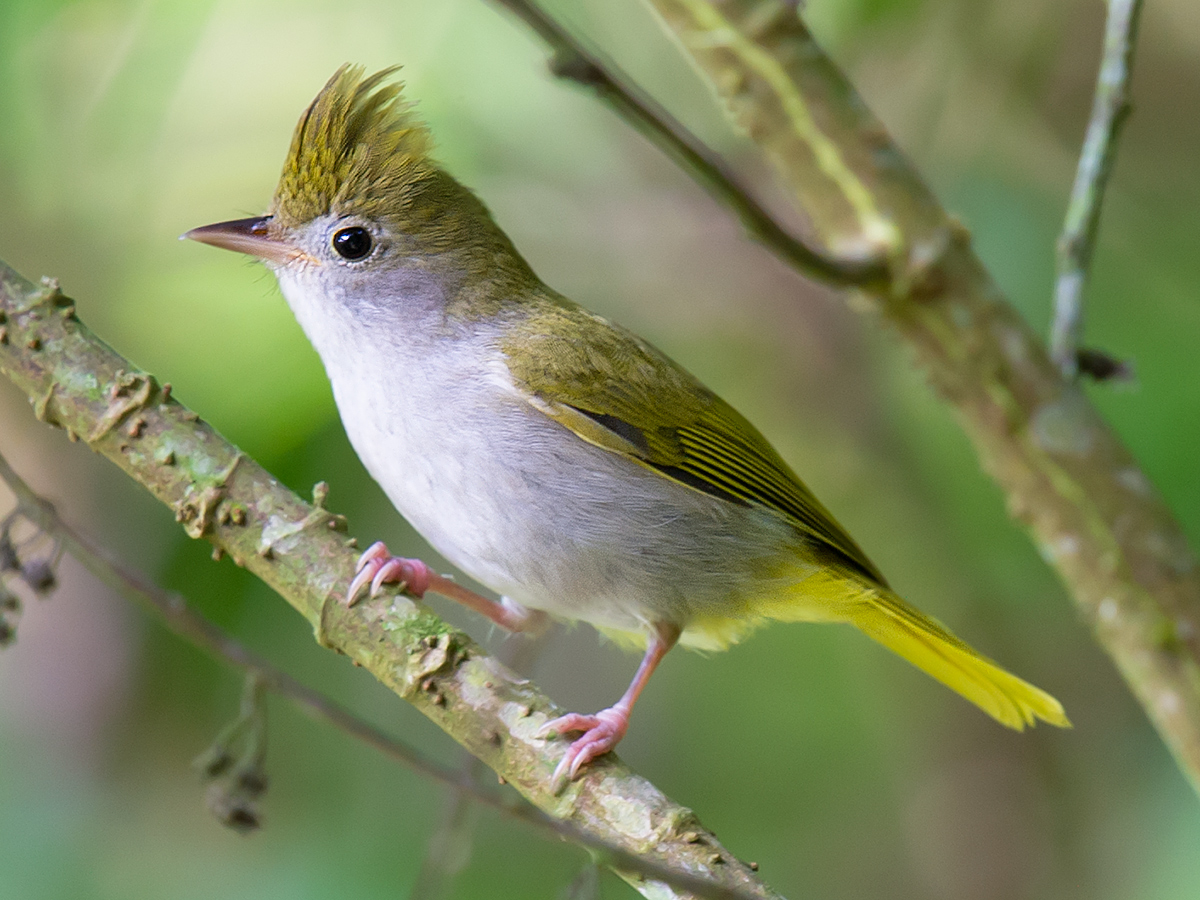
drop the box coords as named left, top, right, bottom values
left=323, top=330, right=798, bottom=636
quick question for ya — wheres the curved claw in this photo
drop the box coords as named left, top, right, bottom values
left=541, top=707, right=630, bottom=783
left=356, top=541, right=391, bottom=571
left=346, top=565, right=377, bottom=607
left=371, top=558, right=410, bottom=596
left=345, top=541, right=432, bottom=606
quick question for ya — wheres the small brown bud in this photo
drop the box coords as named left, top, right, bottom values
left=22, top=559, right=56, bottom=594
left=197, top=748, right=233, bottom=779
left=237, top=769, right=268, bottom=797
left=218, top=802, right=260, bottom=833
left=1077, top=347, right=1134, bottom=383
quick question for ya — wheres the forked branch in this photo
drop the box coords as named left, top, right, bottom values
left=493, top=0, right=1200, bottom=793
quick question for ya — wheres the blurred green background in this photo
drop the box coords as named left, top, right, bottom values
left=1, top=0, right=1198, bottom=897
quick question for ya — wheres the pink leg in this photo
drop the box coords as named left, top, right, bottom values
left=346, top=541, right=537, bottom=633
left=540, top=621, right=681, bottom=783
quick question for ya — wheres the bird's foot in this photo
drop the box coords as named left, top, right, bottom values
left=540, top=706, right=629, bottom=783
left=345, top=541, right=538, bottom=633
left=346, top=541, right=432, bottom=605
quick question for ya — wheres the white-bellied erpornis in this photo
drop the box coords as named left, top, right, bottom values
left=187, top=66, right=1069, bottom=785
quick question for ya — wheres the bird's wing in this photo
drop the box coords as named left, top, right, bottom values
left=500, top=299, right=886, bottom=585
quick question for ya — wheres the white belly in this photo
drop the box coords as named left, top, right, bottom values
left=326, top=332, right=794, bottom=636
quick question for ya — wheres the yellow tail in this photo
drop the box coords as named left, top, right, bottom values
left=759, top=578, right=1070, bottom=730
left=851, top=591, right=1069, bottom=729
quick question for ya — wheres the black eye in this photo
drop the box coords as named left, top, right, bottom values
left=332, top=226, right=372, bottom=260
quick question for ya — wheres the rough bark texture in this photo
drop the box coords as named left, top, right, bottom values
left=645, top=0, right=1200, bottom=793
left=0, top=263, right=780, bottom=900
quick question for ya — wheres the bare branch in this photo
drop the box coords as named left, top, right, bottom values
left=410, top=635, right=551, bottom=900
left=488, top=0, right=887, bottom=287
left=1049, top=0, right=1144, bottom=377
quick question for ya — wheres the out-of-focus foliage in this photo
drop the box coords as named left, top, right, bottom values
left=1, top=1, right=1197, bottom=898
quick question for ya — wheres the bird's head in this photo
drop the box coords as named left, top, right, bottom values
left=186, top=65, right=533, bottom=325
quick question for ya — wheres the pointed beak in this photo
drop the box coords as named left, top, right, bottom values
left=183, top=216, right=305, bottom=266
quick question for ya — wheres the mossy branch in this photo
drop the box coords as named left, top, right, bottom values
left=0, top=263, right=779, bottom=900
left=629, top=0, right=1200, bottom=793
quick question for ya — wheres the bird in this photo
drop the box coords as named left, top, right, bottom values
left=186, top=65, right=1069, bottom=784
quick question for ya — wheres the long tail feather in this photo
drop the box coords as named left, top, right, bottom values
left=757, top=575, right=1070, bottom=729
left=849, top=591, right=1069, bottom=729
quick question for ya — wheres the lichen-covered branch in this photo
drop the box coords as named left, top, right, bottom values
left=0, top=446, right=763, bottom=897
left=1049, top=0, right=1144, bottom=376
left=627, top=0, right=1200, bottom=793
left=0, top=262, right=780, bottom=900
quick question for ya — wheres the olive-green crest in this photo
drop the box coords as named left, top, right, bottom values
left=271, top=65, right=433, bottom=227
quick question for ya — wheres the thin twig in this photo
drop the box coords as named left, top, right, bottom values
left=409, top=760, right=486, bottom=900
left=0, top=447, right=766, bottom=900
left=1050, top=0, right=1144, bottom=376
left=487, top=0, right=887, bottom=287
left=411, top=633, right=551, bottom=900
left=0, top=451, right=483, bottom=791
